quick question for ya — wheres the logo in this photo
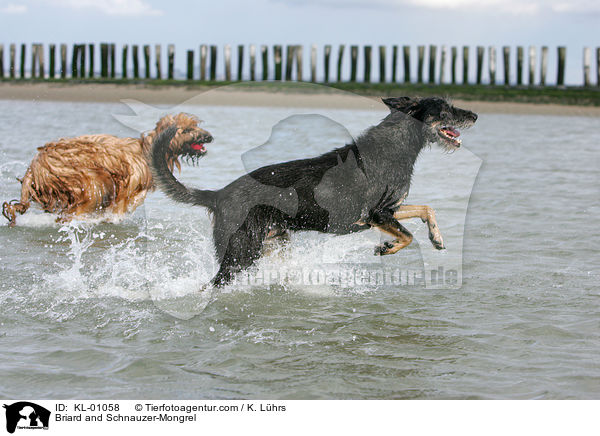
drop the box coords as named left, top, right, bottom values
left=3, top=402, right=50, bottom=434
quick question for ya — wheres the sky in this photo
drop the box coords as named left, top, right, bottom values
left=1, top=0, right=598, bottom=84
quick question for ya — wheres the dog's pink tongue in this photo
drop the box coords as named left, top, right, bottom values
left=191, top=143, right=205, bottom=151
left=444, top=127, right=460, bottom=137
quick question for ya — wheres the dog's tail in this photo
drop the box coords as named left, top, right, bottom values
left=150, top=125, right=217, bottom=211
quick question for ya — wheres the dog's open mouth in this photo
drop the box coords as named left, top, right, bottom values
left=181, top=135, right=212, bottom=165
left=190, top=142, right=206, bottom=153
left=187, top=135, right=213, bottom=156
left=438, top=126, right=462, bottom=148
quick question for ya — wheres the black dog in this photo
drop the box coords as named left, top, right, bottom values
left=151, top=97, right=477, bottom=287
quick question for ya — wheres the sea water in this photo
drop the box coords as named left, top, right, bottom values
left=0, top=98, right=598, bottom=399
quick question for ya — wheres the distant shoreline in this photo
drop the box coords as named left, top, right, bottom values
left=1, top=81, right=599, bottom=117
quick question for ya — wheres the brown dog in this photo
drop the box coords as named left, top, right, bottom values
left=2, top=113, right=212, bottom=226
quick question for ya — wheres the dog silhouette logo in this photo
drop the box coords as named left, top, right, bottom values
left=3, top=402, right=50, bottom=433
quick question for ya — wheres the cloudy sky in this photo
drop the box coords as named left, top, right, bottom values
left=1, top=0, right=598, bottom=84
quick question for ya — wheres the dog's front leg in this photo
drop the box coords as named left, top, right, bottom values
left=2, top=200, right=29, bottom=227
left=368, top=209, right=414, bottom=256
left=393, top=205, right=445, bottom=250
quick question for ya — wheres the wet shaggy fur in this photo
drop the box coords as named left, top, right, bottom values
left=2, top=113, right=212, bottom=226
left=151, top=97, right=477, bottom=287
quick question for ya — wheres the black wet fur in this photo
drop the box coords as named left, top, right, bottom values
left=150, top=97, right=477, bottom=287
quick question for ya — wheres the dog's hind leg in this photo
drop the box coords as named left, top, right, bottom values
left=211, top=228, right=267, bottom=287
left=211, top=209, right=274, bottom=287
left=369, top=209, right=414, bottom=256
left=393, top=205, right=445, bottom=250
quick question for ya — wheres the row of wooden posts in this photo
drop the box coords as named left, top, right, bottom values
left=0, top=43, right=599, bottom=86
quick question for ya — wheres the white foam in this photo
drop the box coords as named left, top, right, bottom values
left=14, top=211, right=60, bottom=228
left=13, top=210, right=130, bottom=228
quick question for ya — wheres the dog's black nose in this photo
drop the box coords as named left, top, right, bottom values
left=471, top=112, right=478, bottom=122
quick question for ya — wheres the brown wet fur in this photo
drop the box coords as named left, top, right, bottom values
left=2, top=113, right=211, bottom=226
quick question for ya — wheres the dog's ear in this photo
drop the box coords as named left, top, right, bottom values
left=382, top=97, right=419, bottom=114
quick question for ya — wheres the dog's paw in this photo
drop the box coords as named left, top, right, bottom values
left=374, top=241, right=395, bottom=256
left=429, top=234, right=445, bottom=250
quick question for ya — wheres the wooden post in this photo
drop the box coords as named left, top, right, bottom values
left=187, top=50, right=194, bottom=80
left=379, top=45, right=386, bottom=83
left=392, top=45, right=398, bottom=83
left=88, top=44, right=94, bottom=78
left=99, top=43, right=106, bottom=78
left=476, top=46, right=484, bottom=84
left=350, top=45, right=358, bottom=82
left=540, top=46, right=548, bottom=85
left=439, top=45, right=447, bottom=84
left=9, top=44, right=16, bottom=78
left=557, top=46, right=566, bottom=86
left=295, top=45, right=303, bottom=81
left=516, top=46, right=523, bottom=85
left=428, top=45, right=436, bottom=84
left=489, top=46, right=496, bottom=85
left=503, top=46, right=510, bottom=85
left=83, top=44, right=94, bottom=78
left=417, top=45, right=424, bottom=83
left=261, top=45, right=268, bottom=80
left=462, top=46, right=469, bottom=84
left=274, top=45, right=282, bottom=80
left=132, top=44, right=139, bottom=78
left=199, top=45, right=207, bottom=80
left=168, top=44, right=174, bottom=80
left=76, top=44, right=82, bottom=78
left=73, top=44, right=81, bottom=78
left=597, top=47, right=600, bottom=86
left=324, top=44, right=331, bottom=82
left=285, top=45, right=294, bottom=81
left=100, top=43, right=108, bottom=78
left=71, top=44, right=78, bottom=78
left=37, top=44, right=44, bottom=78
left=31, top=44, right=38, bottom=79
left=49, top=44, right=55, bottom=79
left=528, top=46, right=535, bottom=85
left=155, top=44, right=162, bottom=79
left=122, top=45, right=128, bottom=78
left=210, top=45, right=217, bottom=80
left=224, top=45, right=232, bottom=81
left=78, top=44, right=85, bottom=78
left=583, top=47, right=591, bottom=87
left=403, top=45, right=410, bottom=82
left=30, top=44, right=36, bottom=78
left=0, top=44, right=3, bottom=79
left=143, top=45, right=151, bottom=78
left=337, top=44, right=344, bottom=82
left=60, top=44, right=67, bottom=79
left=311, top=44, right=317, bottom=82
left=110, top=44, right=115, bottom=78
left=31, top=44, right=42, bottom=78
left=39, top=44, right=45, bottom=78
left=20, top=44, right=26, bottom=78
left=237, top=45, right=244, bottom=81
left=37, top=44, right=43, bottom=78
left=364, top=45, right=372, bottom=83
left=451, top=46, right=457, bottom=84
left=249, top=44, right=256, bottom=81
left=40, top=44, right=46, bottom=78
